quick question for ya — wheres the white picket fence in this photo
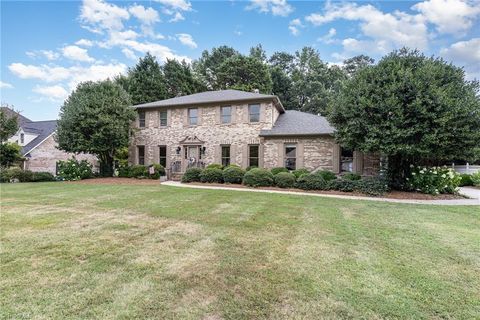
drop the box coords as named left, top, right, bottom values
left=451, top=163, right=480, bottom=174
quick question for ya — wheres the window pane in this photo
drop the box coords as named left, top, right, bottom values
left=249, top=104, right=260, bottom=122
left=285, top=146, right=296, bottom=157
left=189, top=108, right=198, bottom=125
left=138, top=111, right=146, bottom=127
left=284, top=144, right=296, bottom=170
left=159, top=146, right=167, bottom=167
left=249, top=145, right=259, bottom=167
left=221, top=106, right=231, bottom=124
left=285, top=158, right=296, bottom=170
left=138, top=146, right=145, bottom=165
left=249, top=145, right=258, bottom=158
left=160, top=111, right=167, bottom=126
left=221, top=146, right=230, bottom=167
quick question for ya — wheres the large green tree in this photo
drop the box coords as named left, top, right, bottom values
left=328, top=48, right=480, bottom=186
left=269, top=52, right=295, bottom=109
left=56, top=80, right=135, bottom=176
left=162, top=59, right=205, bottom=98
left=193, top=46, right=239, bottom=90
left=124, top=53, right=166, bottom=105
left=0, top=107, right=19, bottom=143
left=216, top=55, right=273, bottom=93
left=343, top=55, right=375, bottom=77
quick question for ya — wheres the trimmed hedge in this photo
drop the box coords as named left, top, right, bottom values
left=274, top=172, right=296, bottom=188
left=292, top=168, right=309, bottom=179
left=0, top=168, right=55, bottom=183
left=315, top=170, right=337, bottom=182
left=149, top=164, right=165, bottom=179
left=271, top=167, right=289, bottom=175
left=472, top=172, right=480, bottom=186
left=459, top=174, right=474, bottom=186
left=223, top=166, right=245, bottom=184
left=342, top=172, right=361, bottom=181
left=355, top=177, right=389, bottom=196
left=295, top=173, right=327, bottom=190
left=182, top=168, right=203, bottom=183
left=206, top=163, right=223, bottom=170
left=31, top=172, right=55, bottom=182
left=243, top=168, right=274, bottom=187
left=327, top=179, right=356, bottom=192
left=246, top=166, right=258, bottom=171
left=200, top=168, right=224, bottom=183
left=129, top=165, right=149, bottom=178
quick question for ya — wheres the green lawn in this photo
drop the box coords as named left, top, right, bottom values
left=1, top=182, right=479, bottom=319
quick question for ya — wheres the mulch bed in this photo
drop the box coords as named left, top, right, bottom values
left=67, top=178, right=465, bottom=200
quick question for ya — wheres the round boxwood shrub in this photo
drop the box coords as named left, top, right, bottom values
left=0, top=167, right=34, bottom=182
left=148, top=164, right=165, bottom=179
left=182, top=167, right=203, bottom=183
left=200, top=168, right=224, bottom=183
left=274, top=172, right=296, bottom=188
left=342, top=172, right=361, bottom=181
left=459, top=174, right=474, bottom=186
left=271, top=167, right=289, bottom=175
left=246, top=166, right=258, bottom=171
left=206, top=163, right=223, bottom=170
left=117, top=165, right=131, bottom=177
left=296, top=173, right=327, bottom=190
left=327, top=179, right=357, bottom=192
left=292, top=168, right=309, bottom=179
left=315, top=170, right=337, bottom=182
left=243, top=168, right=274, bottom=187
left=128, top=165, right=148, bottom=178
left=31, top=172, right=55, bottom=182
left=223, top=166, right=245, bottom=184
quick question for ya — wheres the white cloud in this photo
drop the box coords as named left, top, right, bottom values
left=176, top=33, right=197, bottom=48
left=169, top=12, right=185, bottom=22
left=33, top=85, right=68, bottom=101
left=62, top=45, right=95, bottom=62
left=129, top=5, right=160, bottom=24
left=155, top=0, right=191, bottom=11
left=120, top=40, right=191, bottom=62
left=9, top=63, right=70, bottom=82
left=317, top=28, right=337, bottom=44
left=26, top=50, right=60, bottom=61
left=288, top=18, right=303, bottom=36
left=75, top=39, right=94, bottom=47
left=440, top=38, right=480, bottom=79
left=80, top=0, right=130, bottom=31
left=0, top=81, right=14, bottom=89
left=413, top=0, right=480, bottom=35
left=122, top=48, right=137, bottom=60
left=247, top=0, right=293, bottom=17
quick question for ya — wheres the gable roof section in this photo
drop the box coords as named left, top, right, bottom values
left=133, top=89, right=285, bottom=113
left=260, top=110, right=334, bottom=137
left=0, top=106, right=31, bottom=127
left=21, top=120, right=57, bottom=155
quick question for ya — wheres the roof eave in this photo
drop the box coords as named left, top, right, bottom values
left=259, top=132, right=335, bottom=137
left=133, top=96, right=282, bottom=110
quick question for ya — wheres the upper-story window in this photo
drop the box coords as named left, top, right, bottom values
left=188, top=108, right=198, bottom=125
left=159, top=110, right=167, bottom=127
left=20, top=133, right=24, bottom=144
left=249, top=104, right=260, bottom=122
left=138, top=111, right=146, bottom=128
left=221, top=106, right=231, bottom=124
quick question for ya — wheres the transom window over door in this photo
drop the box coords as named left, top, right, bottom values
left=137, top=146, right=145, bottom=165
left=284, top=144, right=297, bottom=170
left=138, top=111, right=146, bottom=128
left=188, top=108, right=198, bottom=125
left=159, top=111, right=167, bottom=127
left=159, top=145, right=167, bottom=167
left=248, top=145, right=259, bottom=167
left=221, top=145, right=230, bottom=167
left=249, top=104, right=260, bottom=122
left=221, top=106, right=232, bottom=124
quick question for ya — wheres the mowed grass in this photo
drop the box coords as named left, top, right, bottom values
left=1, top=182, right=479, bottom=320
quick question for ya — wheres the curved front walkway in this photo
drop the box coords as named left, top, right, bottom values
left=162, top=181, right=480, bottom=206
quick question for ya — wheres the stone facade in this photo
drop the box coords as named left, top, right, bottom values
left=25, top=134, right=98, bottom=174
left=130, top=100, right=379, bottom=176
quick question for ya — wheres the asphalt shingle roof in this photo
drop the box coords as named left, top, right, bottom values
left=260, top=110, right=334, bottom=137
left=134, top=89, right=283, bottom=110
left=21, top=120, right=57, bottom=155
left=0, top=107, right=31, bottom=127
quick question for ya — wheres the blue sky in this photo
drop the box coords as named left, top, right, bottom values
left=1, top=0, right=479, bottom=120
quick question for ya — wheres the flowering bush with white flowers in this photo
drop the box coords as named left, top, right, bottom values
left=56, top=158, right=93, bottom=181
left=406, top=165, right=461, bottom=195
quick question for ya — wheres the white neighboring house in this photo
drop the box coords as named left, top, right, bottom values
left=3, top=107, right=97, bottom=174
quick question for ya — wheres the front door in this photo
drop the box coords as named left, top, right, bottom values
left=183, top=145, right=199, bottom=171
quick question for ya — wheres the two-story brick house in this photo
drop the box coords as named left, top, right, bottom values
left=129, top=89, right=379, bottom=178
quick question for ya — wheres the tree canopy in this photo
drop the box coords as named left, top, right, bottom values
left=328, top=48, right=480, bottom=184
left=0, top=107, right=19, bottom=143
left=56, top=80, right=135, bottom=176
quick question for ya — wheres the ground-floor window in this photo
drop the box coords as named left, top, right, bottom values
left=138, top=146, right=145, bottom=165
left=341, top=148, right=353, bottom=172
left=248, top=145, right=259, bottom=167
left=221, top=145, right=230, bottom=167
left=159, top=145, right=167, bottom=167
left=284, top=144, right=297, bottom=170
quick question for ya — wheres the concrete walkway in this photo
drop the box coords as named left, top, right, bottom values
left=162, top=181, right=480, bottom=206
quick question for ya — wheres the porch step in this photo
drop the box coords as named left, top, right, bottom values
left=169, top=172, right=184, bottom=181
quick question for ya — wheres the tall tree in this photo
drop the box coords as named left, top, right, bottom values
left=162, top=59, right=205, bottom=98
left=249, top=44, right=267, bottom=63
left=216, top=55, right=273, bottom=93
left=343, top=55, right=375, bottom=77
left=269, top=52, right=295, bottom=109
left=328, top=48, right=480, bottom=186
left=0, top=107, right=19, bottom=143
left=193, top=46, right=239, bottom=90
left=56, top=80, right=135, bottom=176
left=125, top=53, right=166, bottom=105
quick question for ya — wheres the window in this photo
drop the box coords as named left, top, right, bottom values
left=221, top=106, right=231, bottom=124
left=159, top=111, right=168, bottom=127
left=188, top=108, right=198, bottom=125
left=20, top=133, right=24, bottom=144
left=138, top=111, right=146, bottom=128
left=341, top=148, right=353, bottom=172
left=221, top=145, right=230, bottom=167
left=248, top=145, right=259, bottom=167
left=284, top=144, right=297, bottom=170
left=137, top=146, right=145, bottom=165
left=249, top=104, right=260, bottom=122
left=159, top=145, right=167, bottom=167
